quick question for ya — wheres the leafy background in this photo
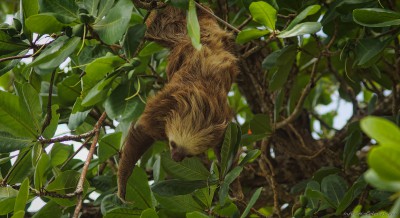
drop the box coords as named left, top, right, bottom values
left=0, top=0, right=400, bottom=217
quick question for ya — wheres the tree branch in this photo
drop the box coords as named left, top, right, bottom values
left=73, top=112, right=107, bottom=218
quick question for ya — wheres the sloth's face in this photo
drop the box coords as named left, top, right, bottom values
left=168, top=139, right=208, bottom=162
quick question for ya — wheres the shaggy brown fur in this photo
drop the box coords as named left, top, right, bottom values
left=118, top=5, right=238, bottom=199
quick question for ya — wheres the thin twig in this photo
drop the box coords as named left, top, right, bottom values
left=195, top=2, right=241, bottom=33
left=73, top=112, right=107, bottom=218
left=275, top=58, right=319, bottom=130
left=0, top=54, right=32, bottom=63
left=41, top=70, right=56, bottom=134
left=39, top=130, right=96, bottom=144
left=237, top=16, right=252, bottom=30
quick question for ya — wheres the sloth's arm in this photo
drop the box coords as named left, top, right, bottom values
left=117, top=124, right=154, bottom=200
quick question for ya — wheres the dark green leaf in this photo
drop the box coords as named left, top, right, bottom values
left=57, top=74, right=82, bottom=106
left=268, top=45, right=297, bottom=91
left=68, top=98, right=90, bottom=130
left=343, top=130, right=362, bottom=169
left=152, top=179, right=214, bottom=197
left=321, top=174, right=348, bottom=208
left=81, top=76, right=115, bottom=107
left=239, top=149, right=261, bottom=166
left=0, top=132, right=32, bottom=153
left=161, top=153, right=210, bottom=180
left=25, top=13, right=65, bottom=34
left=240, top=187, right=262, bottom=218
left=155, top=194, right=203, bottom=213
left=49, top=143, right=73, bottom=166
left=0, top=90, right=37, bottom=138
left=0, top=31, right=29, bottom=55
left=98, top=132, right=122, bottom=163
left=187, top=0, right=202, bottom=50
left=220, top=123, right=241, bottom=178
left=353, top=8, right=400, bottom=27
left=7, top=149, right=33, bottom=185
left=104, top=208, right=142, bottom=218
left=93, top=0, right=134, bottom=44
left=186, top=211, right=210, bottom=218
left=42, top=104, right=60, bottom=139
left=335, top=177, right=367, bottom=214
left=219, top=166, right=243, bottom=206
left=141, top=208, right=159, bottom=218
left=39, top=0, right=79, bottom=23
left=125, top=166, right=152, bottom=209
left=138, top=42, right=165, bottom=57
left=123, top=24, right=146, bottom=59
left=46, top=170, right=90, bottom=206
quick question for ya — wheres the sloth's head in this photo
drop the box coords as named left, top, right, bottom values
left=165, top=91, right=228, bottom=162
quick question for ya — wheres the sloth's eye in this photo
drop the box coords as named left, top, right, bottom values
left=170, top=141, right=177, bottom=149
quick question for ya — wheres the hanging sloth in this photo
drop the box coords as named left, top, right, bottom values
left=117, top=5, right=239, bottom=200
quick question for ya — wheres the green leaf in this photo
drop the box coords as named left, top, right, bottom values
left=20, top=83, right=42, bottom=132
left=335, top=177, right=367, bottom=214
left=25, top=13, right=65, bottom=34
left=104, top=208, right=142, bottom=218
left=155, top=194, right=203, bottom=213
left=46, top=170, right=90, bottom=206
left=7, top=149, right=33, bottom=185
left=29, top=36, right=80, bottom=74
left=287, top=5, right=321, bottom=30
left=68, top=98, right=90, bottom=130
left=141, top=208, right=159, bottom=218
left=186, top=211, right=210, bottom=218
left=152, top=179, right=213, bottom=197
left=239, top=149, right=261, bottom=167
left=278, top=22, right=321, bottom=38
left=31, top=201, right=61, bottom=218
left=268, top=45, right=297, bottom=91
left=0, top=132, right=33, bottom=153
left=85, top=55, right=125, bottom=79
left=81, top=76, right=115, bottom=107
left=14, top=178, right=29, bottom=212
left=220, top=123, right=241, bottom=178
left=125, top=166, right=152, bottom=209
left=364, top=169, right=400, bottom=192
left=355, top=38, right=391, bottom=67
left=138, top=42, right=165, bottom=57
left=104, top=80, right=145, bottom=121
left=161, top=153, right=210, bottom=180
left=240, top=187, right=262, bottom=218
left=0, top=187, right=18, bottom=215
left=219, top=166, right=243, bottom=206
left=360, top=116, right=400, bottom=147
left=42, top=104, right=60, bottom=139
left=34, top=153, right=50, bottom=190
left=123, top=24, right=146, bottom=59
left=321, top=174, right=348, bottom=208
left=249, top=1, right=277, bottom=31
left=0, top=91, right=37, bottom=138
left=0, top=31, right=30, bottom=55
left=235, top=28, right=269, bottom=44
left=49, top=143, right=73, bottom=166
left=22, top=0, right=39, bottom=19
left=57, top=74, right=82, bottom=106
left=93, top=0, right=134, bottom=44
left=39, top=0, right=79, bottom=23
left=187, top=0, right=202, bottom=50
left=353, top=8, right=400, bottom=27
left=98, top=132, right=122, bottom=163
left=95, top=0, right=115, bottom=23
left=343, top=130, right=362, bottom=169
left=368, top=146, right=400, bottom=181
left=11, top=210, right=24, bottom=218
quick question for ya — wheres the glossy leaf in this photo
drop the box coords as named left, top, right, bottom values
left=278, top=22, right=322, bottom=38
left=138, top=42, right=165, bottom=57
left=0, top=31, right=29, bottom=55
left=34, top=153, right=50, bottom=190
left=42, top=104, right=60, bottom=139
left=123, top=24, right=146, bottom=59
left=321, top=174, right=348, bottom=208
left=219, top=166, right=243, bottom=206
left=49, top=143, right=73, bottom=167
left=361, top=116, right=400, bottom=147
left=287, top=5, right=321, bottom=30
left=93, top=0, right=134, bottom=44
left=0, top=132, right=32, bottom=153
left=236, top=28, right=269, bottom=44
left=155, top=194, right=203, bottom=213
left=31, top=201, right=61, bottom=218
left=353, top=8, right=400, bottom=27
left=368, top=146, right=400, bottom=181
left=249, top=1, right=277, bottom=31
left=220, top=123, right=241, bottom=178
left=140, top=208, right=159, bottom=218
left=7, top=149, right=33, bottom=185
left=239, top=149, right=261, bottom=166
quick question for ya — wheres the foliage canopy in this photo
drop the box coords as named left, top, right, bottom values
left=0, top=0, right=400, bottom=217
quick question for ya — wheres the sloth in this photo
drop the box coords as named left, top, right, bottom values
left=117, top=5, right=239, bottom=200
